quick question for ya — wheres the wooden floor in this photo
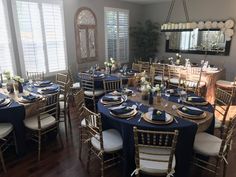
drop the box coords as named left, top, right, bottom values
left=1, top=105, right=236, bottom=177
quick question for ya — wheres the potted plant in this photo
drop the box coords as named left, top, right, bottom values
left=13, top=75, right=24, bottom=93
left=130, top=20, right=160, bottom=61
left=3, top=71, right=14, bottom=93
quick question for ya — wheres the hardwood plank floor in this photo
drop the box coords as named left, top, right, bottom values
left=1, top=105, right=236, bottom=177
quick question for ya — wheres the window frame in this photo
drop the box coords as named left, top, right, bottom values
left=11, top=0, right=68, bottom=77
left=1, top=0, right=16, bottom=75
left=104, top=7, right=129, bottom=63
left=74, top=7, right=97, bottom=64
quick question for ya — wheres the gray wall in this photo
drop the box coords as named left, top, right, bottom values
left=6, top=0, right=143, bottom=79
left=143, top=0, right=236, bottom=80
left=64, top=0, right=143, bottom=78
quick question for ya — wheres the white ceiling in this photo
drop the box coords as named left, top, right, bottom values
left=121, top=0, right=171, bottom=4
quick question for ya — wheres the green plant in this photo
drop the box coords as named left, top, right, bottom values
left=130, top=20, right=160, bottom=61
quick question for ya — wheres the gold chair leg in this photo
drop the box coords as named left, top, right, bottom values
left=67, top=107, right=72, bottom=135
left=38, top=132, right=41, bottom=161
left=86, top=143, right=92, bottom=172
left=13, top=131, right=18, bottom=154
left=64, top=110, right=68, bottom=139
left=78, top=127, right=83, bottom=160
left=57, top=126, right=64, bottom=149
left=101, top=154, right=104, bottom=177
left=223, top=158, right=228, bottom=177
left=0, top=149, right=6, bottom=173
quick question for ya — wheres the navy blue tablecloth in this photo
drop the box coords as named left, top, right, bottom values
left=97, top=94, right=214, bottom=177
left=0, top=93, right=25, bottom=155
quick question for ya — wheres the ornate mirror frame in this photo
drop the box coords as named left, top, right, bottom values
left=75, top=7, right=97, bottom=63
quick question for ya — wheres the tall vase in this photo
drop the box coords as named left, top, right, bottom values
left=109, top=66, right=112, bottom=75
left=7, top=80, right=14, bottom=93
left=156, top=92, right=161, bottom=103
left=141, top=90, right=148, bottom=100
left=18, top=81, right=23, bottom=93
left=149, top=91, right=153, bottom=105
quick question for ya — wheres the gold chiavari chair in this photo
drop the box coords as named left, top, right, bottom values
left=103, top=79, right=122, bottom=93
left=132, top=127, right=179, bottom=177
left=214, top=88, right=233, bottom=136
left=26, top=71, right=44, bottom=81
left=150, top=63, right=168, bottom=85
left=23, top=92, right=63, bottom=161
left=193, top=115, right=236, bottom=177
left=56, top=73, right=71, bottom=138
left=68, top=69, right=81, bottom=91
left=0, top=123, right=17, bottom=173
left=84, top=105, right=123, bottom=177
left=182, top=67, right=205, bottom=95
left=0, top=73, right=3, bottom=83
left=216, top=76, right=236, bottom=97
left=79, top=73, right=104, bottom=112
left=73, top=89, right=87, bottom=159
left=138, top=61, right=150, bottom=73
left=167, top=65, right=182, bottom=88
left=132, top=63, right=142, bottom=72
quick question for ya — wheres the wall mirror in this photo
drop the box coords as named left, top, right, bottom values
left=165, top=29, right=231, bottom=56
left=75, top=7, right=97, bottom=63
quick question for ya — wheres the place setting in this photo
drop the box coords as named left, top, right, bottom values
left=142, top=108, right=174, bottom=125
left=37, top=85, right=59, bottom=95
left=32, top=80, right=53, bottom=87
left=108, top=104, right=138, bottom=119
left=0, top=97, right=13, bottom=109
left=18, top=93, right=41, bottom=104
left=176, top=106, right=206, bottom=120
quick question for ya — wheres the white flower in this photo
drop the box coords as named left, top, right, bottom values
left=205, top=21, right=212, bottom=29
left=198, top=21, right=205, bottom=29
left=225, top=28, right=234, bottom=37
left=225, top=19, right=234, bottom=29
left=217, top=22, right=225, bottom=29
left=212, top=21, right=218, bottom=28
left=140, top=77, right=146, bottom=83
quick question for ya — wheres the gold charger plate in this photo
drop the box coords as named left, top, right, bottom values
left=101, top=97, right=125, bottom=106
left=110, top=109, right=137, bottom=119
left=0, top=99, right=11, bottom=107
left=184, top=100, right=208, bottom=106
left=176, top=109, right=206, bottom=120
left=142, top=112, right=174, bottom=125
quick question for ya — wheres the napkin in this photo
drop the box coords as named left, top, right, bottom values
left=124, top=88, right=133, bottom=95
left=103, top=95, right=121, bottom=102
left=0, top=98, right=5, bottom=105
left=110, top=106, right=133, bottom=115
left=36, top=80, right=51, bottom=86
left=166, top=89, right=177, bottom=95
left=22, top=94, right=37, bottom=102
left=179, top=106, right=204, bottom=116
left=94, top=73, right=104, bottom=78
left=152, top=109, right=166, bottom=121
left=187, top=96, right=206, bottom=103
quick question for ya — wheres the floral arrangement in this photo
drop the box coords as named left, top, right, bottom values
left=175, top=53, right=181, bottom=65
left=104, top=58, right=116, bottom=68
left=12, top=75, right=24, bottom=83
left=3, top=71, right=11, bottom=80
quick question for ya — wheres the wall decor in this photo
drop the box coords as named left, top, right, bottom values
left=75, top=7, right=97, bottom=63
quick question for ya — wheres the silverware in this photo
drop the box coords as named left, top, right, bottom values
left=174, top=117, right=178, bottom=124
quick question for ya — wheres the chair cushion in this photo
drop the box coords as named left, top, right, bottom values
left=139, top=147, right=176, bottom=174
left=185, top=81, right=206, bottom=88
left=216, top=80, right=235, bottom=88
left=194, top=132, right=223, bottom=156
left=84, top=90, right=104, bottom=97
left=81, top=118, right=86, bottom=127
left=154, top=75, right=168, bottom=81
left=0, top=123, right=13, bottom=139
left=169, top=78, right=180, bottom=84
left=24, top=113, right=57, bottom=130
left=59, top=94, right=64, bottom=101
left=215, top=118, right=222, bottom=128
left=72, top=82, right=80, bottom=89
left=59, top=101, right=68, bottom=111
left=91, top=129, right=123, bottom=153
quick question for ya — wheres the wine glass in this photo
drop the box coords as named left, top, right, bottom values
left=161, top=98, right=168, bottom=109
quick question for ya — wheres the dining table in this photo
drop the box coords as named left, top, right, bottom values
left=97, top=89, right=215, bottom=177
left=0, top=81, right=60, bottom=155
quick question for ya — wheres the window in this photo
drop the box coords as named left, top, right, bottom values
left=104, top=7, right=129, bottom=62
left=75, top=7, right=97, bottom=63
left=0, top=0, right=15, bottom=74
left=12, top=0, right=67, bottom=76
